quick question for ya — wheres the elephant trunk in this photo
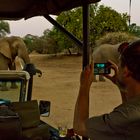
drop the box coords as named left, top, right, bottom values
left=17, top=40, right=31, bottom=65
left=20, top=52, right=30, bottom=64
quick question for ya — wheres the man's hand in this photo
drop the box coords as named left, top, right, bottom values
left=80, top=62, right=94, bottom=88
left=103, top=60, right=128, bottom=102
left=103, top=60, right=119, bottom=85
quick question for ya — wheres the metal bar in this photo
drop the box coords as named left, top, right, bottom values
left=44, top=15, right=83, bottom=47
left=23, top=64, right=35, bottom=101
left=19, top=80, right=25, bottom=101
left=82, top=3, right=90, bottom=69
left=27, top=76, right=33, bottom=101
left=82, top=3, right=89, bottom=140
left=129, top=0, right=131, bottom=26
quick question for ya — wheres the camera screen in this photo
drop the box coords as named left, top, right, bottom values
left=94, top=63, right=111, bottom=75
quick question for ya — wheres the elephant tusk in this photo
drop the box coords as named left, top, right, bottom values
left=17, top=57, right=25, bottom=70
left=19, top=61, right=24, bottom=69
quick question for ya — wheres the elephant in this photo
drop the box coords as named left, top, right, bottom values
left=92, top=42, right=128, bottom=82
left=0, top=36, right=31, bottom=90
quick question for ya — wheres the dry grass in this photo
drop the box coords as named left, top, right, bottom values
left=23, top=54, right=121, bottom=128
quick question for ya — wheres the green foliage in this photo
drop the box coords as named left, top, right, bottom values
left=23, top=35, right=35, bottom=53
left=43, top=29, right=51, bottom=39
left=32, top=38, right=48, bottom=54
left=44, top=4, right=129, bottom=54
left=43, top=29, right=64, bottom=54
left=24, top=35, right=48, bottom=54
left=90, top=5, right=129, bottom=44
left=0, top=20, right=10, bottom=37
left=96, top=32, right=139, bottom=46
left=45, top=37, right=62, bottom=54
left=53, top=9, right=83, bottom=54
left=129, top=23, right=140, bottom=37
left=57, top=9, right=82, bottom=39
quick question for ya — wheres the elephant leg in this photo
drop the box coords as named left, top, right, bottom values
left=0, top=82, right=9, bottom=91
left=11, top=82, right=18, bottom=89
left=0, top=54, right=9, bottom=91
left=9, top=62, right=18, bottom=89
left=99, top=75, right=106, bottom=82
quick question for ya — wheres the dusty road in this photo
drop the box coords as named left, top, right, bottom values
left=28, top=54, right=121, bottom=128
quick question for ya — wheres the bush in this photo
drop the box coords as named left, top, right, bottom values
left=96, top=32, right=139, bottom=46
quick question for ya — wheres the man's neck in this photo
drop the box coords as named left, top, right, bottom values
left=126, top=79, right=140, bottom=100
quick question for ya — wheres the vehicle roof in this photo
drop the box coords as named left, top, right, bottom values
left=0, top=0, right=100, bottom=20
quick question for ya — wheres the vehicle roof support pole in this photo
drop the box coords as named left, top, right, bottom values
left=82, top=3, right=90, bottom=70
left=44, top=15, right=83, bottom=47
left=82, top=3, right=89, bottom=140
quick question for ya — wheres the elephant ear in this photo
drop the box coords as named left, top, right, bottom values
left=0, top=39, right=12, bottom=59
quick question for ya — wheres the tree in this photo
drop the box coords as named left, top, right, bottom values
left=23, top=34, right=35, bottom=53
left=129, top=23, right=140, bottom=37
left=54, top=9, right=83, bottom=55
left=90, top=5, right=129, bottom=45
left=24, top=34, right=48, bottom=54
left=43, top=29, right=52, bottom=39
left=43, top=28, right=66, bottom=55
left=32, top=38, right=48, bottom=54
left=0, top=20, right=10, bottom=37
left=42, top=4, right=129, bottom=54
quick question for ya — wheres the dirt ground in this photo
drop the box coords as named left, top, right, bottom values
left=28, top=54, right=122, bottom=129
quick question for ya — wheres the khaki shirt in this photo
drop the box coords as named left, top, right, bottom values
left=86, top=96, right=140, bottom=140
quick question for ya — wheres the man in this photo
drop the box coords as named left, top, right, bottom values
left=73, top=40, right=140, bottom=140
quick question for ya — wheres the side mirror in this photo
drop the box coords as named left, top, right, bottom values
left=39, top=100, right=51, bottom=117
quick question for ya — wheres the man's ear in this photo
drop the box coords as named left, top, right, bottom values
left=123, top=66, right=132, bottom=78
left=118, top=42, right=129, bottom=53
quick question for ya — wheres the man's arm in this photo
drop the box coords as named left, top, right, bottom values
left=73, top=63, right=94, bottom=137
left=73, top=83, right=90, bottom=136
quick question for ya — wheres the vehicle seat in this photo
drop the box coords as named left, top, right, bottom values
left=11, top=100, right=51, bottom=140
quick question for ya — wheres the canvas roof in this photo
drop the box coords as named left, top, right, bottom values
left=0, top=0, right=100, bottom=20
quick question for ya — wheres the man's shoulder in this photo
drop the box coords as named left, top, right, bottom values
left=113, top=96, right=140, bottom=123
left=116, top=96, right=140, bottom=110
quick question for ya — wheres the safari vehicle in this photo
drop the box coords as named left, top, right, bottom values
left=0, top=65, right=55, bottom=140
left=0, top=0, right=100, bottom=139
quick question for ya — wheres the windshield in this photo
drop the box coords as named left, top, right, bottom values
left=0, top=71, right=30, bottom=102
left=0, top=80, right=23, bottom=102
